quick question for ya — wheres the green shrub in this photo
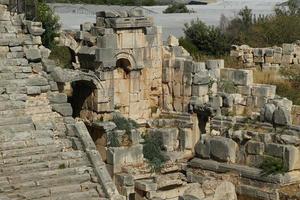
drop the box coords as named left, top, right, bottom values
left=183, top=19, right=231, bottom=56
left=107, top=131, right=120, bottom=147
left=112, top=113, right=138, bottom=134
left=259, top=156, right=288, bottom=176
left=219, top=80, right=237, bottom=93
left=37, top=0, right=60, bottom=49
left=142, top=134, right=166, bottom=172
left=163, top=3, right=194, bottom=14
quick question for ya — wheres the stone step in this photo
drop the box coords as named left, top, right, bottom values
left=0, top=116, right=32, bottom=127
left=0, top=166, right=94, bottom=186
left=4, top=173, right=94, bottom=196
left=0, top=140, right=72, bottom=159
left=0, top=123, right=34, bottom=135
left=0, top=130, right=54, bottom=143
left=0, top=137, right=54, bottom=151
left=37, top=189, right=101, bottom=200
left=0, top=150, right=84, bottom=168
left=0, top=100, right=25, bottom=111
left=0, top=156, right=90, bottom=178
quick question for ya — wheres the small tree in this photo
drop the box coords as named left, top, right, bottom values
left=163, top=3, right=194, bottom=14
left=36, top=0, right=60, bottom=49
left=183, top=19, right=231, bottom=56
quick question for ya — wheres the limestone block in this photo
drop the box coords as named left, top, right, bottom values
left=80, top=22, right=93, bottom=32
left=150, top=128, right=179, bottom=152
left=95, top=48, right=115, bottom=62
left=246, top=141, right=264, bottom=155
left=193, top=62, right=206, bottom=73
left=209, top=137, right=238, bottom=163
left=135, top=180, right=157, bottom=192
left=52, top=103, right=73, bottom=116
left=237, top=85, right=252, bottom=95
left=26, top=76, right=48, bottom=86
left=206, top=59, right=224, bottom=70
left=190, top=95, right=209, bottom=107
left=24, top=49, right=41, bottom=62
left=0, top=46, right=8, bottom=57
left=282, top=43, right=296, bottom=55
left=193, top=72, right=210, bottom=85
left=181, top=183, right=205, bottom=200
left=265, top=143, right=285, bottom=158
left=195, top=140, right=210, bottom=159
left=282, top=54, right=293, bottom=64
left=273, top=105, right=292, bottom=126
left=221, top=68, right=253, bottom=86
left=48, top=93, right=67, bottom=103
left=116, top=173, right=134, bottom=187
left=26, top=21, right=45, bottom=36
left=260, top=103, right=276, bottom=122
left=128, top=129, right=141, bottom=145
left=97, top=34, right=117, bottom=49
left=179, top=128, right=193, bottom=150
left=246, top=155, right=264, bottom=167
left=253, top=48, right=265, bottom=57
left=106, top=144, right=143, bottom=173
left=191, top=85, right=208, bottom=97
left=167, top=35, right=179, bottom=47
left=251, top=84, right=276, bottom=98
left=213, top=181, right=237, bottom=200
left=26, top=86, right=41, bottom=95
left=284, top=146, right=300, bottom=171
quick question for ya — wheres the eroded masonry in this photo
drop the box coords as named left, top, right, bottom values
left=1, top=2, right=300, bottom=200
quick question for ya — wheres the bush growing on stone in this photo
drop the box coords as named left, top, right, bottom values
left=108, top=131, right=120, bottom=147
left=37, top=0, right=60, bottom=49
left=259, top=156, right=288, bottom=176
left=219, top=80, right=237, bottom=94
left=163, top=3, right=194, bottom=14
left=142, top=134, right=167, bottom=172
left=112, top=113, right=138, bottom=134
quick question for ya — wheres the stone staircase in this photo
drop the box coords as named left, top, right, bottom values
left=0, top=3, right=121, bottom=200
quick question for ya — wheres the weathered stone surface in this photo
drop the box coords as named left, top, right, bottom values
left=181, top=183, right=205, bottom=200
left=213, top=181, right=237, bottom=200
left=135, top=180, right=157, bottom=192
left=209, top=137, right=238, bottom=163
left=52, top=103, right=73, bottom=116
left=167, top=35, right=179, bottom=47
left=24, top=49, right=41, bottom=62
left=246, top=141, right=264, bottom=155
left=273, top=105, right=292, bottom=126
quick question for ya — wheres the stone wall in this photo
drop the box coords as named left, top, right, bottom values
left=230, top=42, right=300, bottom=68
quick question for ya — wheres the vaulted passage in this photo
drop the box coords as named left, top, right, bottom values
left=68, top=80, right=96, bottom=119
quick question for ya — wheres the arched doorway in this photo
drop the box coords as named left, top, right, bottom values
left=113, top=58, right=131, bottom=117
left=68, top=80, right=96, bottom=120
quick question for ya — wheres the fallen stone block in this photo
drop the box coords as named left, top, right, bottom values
left=209, top=137, right=238, bottom=163
left=135, top=180, right=157, bottom=192
left=52, top=103, right=73, bottom=116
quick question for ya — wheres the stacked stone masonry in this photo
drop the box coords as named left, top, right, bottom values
left=230, top=42, right=300, bottom=68
left=0, top=4, right=122, bottom=200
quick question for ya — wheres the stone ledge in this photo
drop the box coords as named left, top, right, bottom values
left=74, top=121, right=125, bottom=200
left=189, top=158, right=300, bottom=185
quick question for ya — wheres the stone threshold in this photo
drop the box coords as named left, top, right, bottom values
left=189, top=158, right=300, bottom=186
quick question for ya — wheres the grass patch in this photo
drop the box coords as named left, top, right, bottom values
left=142, top=134, right=167, bottom=172
left=259, top=156, right=288, bottom=176
left=112, top=113, right=138, bottom=134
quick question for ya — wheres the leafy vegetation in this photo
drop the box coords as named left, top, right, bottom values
left=163, top=3, right=194, bottom=14
left=180, top=0, right=300, bottom=57
left=219, top=80, right=237, bottom=94
left=142, top=134, right=166, bottom=172
left=259, top=156, right=288, bottom=176
left=112, top=113, right=138, bottom=134
left=37, top=0, right=60, bottom=49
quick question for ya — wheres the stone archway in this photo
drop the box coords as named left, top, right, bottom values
left=113, top=58, right=132, bottom=117
left=68, top=80, right=96, bottom=119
